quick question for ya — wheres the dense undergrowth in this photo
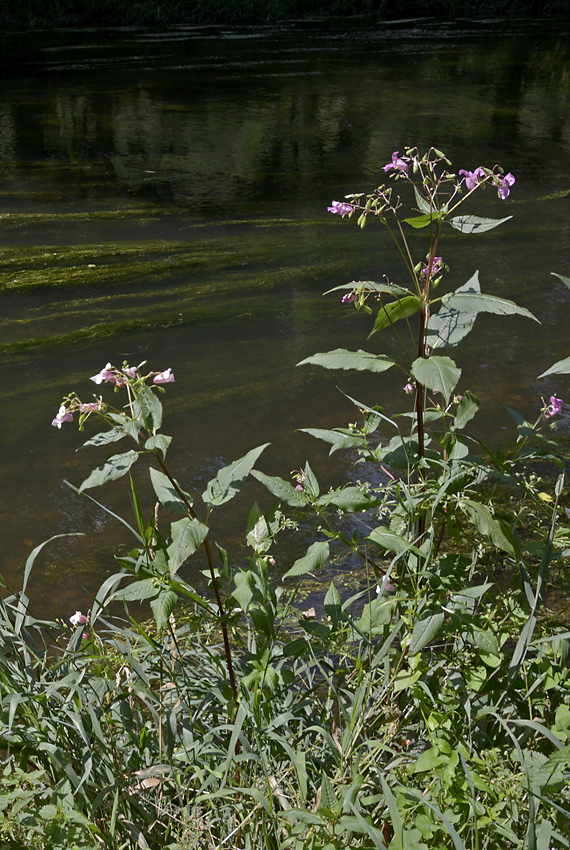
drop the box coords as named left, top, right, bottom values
left=1, top=0, right=569, bottom=30
left=2, top=148, right=570, bottom=849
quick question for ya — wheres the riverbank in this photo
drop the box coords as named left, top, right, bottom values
left=1, top=0, right=569, bottom=30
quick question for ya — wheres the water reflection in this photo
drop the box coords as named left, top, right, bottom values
left=1, top=18, right=570, bottom=616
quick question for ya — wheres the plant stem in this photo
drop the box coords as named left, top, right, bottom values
left=151, top=449, right=238, bottom=700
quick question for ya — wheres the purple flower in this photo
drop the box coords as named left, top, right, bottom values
left=90, top=363, right=116, bottom=385
left=544, top=395, right=563, bottom=419
left=382, top=151, right=409, bottom=173
left=70, top=611, right=88, bottom=626
left=79, top=402, right=101, bottom=413
left=124, top=366, right=138, bottom=379
left=342, top=291, right=358, bottom=303
left=421, top=256, right=443, bottom=278
left=459, top=167, right=485, bottom=191
left=153, top=368, right=175, bottom=384
left=328, top=200, right=354, bottom=216
left=51, top=405, right=74, bottom=429
left=496, top=172, right=515, bottom=200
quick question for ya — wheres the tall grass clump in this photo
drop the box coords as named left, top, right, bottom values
left=1, top=147, right=570, bottom=849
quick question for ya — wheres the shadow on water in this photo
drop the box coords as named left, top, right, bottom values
left=1, top=17, right=570, bottom=618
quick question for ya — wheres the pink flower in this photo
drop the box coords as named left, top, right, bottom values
left=421, top=256, right=443, bottom=278
left=153, top=368, right=175, bottom=384
left=496, top=172, right=515, bottom=200
left=90, top=363, right=116, bottom=385
left=70, top=611, right=88, bottom=626
left=124, top=366, right=138, bottom=379
left=382, top=151, right=409, bottom=173
left=295, top=484, right=304, bottom=491
left=79, top=402, right=101, bottom=413
left=459, top=167, right=485, bottom=190
left=51, top=405, right=74, bottom=429
left=328, top=200, right=354, bottom=216
left=544, top=395, right=563, bottom=419
left=342, top=291, right=358, bottom=303
left=403, top=382, right=415, bottom=394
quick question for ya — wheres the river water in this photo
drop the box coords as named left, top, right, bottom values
left=1, top=17, right=570, bottom=618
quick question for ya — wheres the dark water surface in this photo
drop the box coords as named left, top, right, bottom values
left=1, top=18, right=570, bottom=618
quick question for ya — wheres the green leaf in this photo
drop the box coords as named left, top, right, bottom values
left=299, top=428, right=364, bottom=455
left=461, top=499, right=514, bottom=555
left=403, top=213, right=435, bottom=229
left=113, top=578, right=158, bottom=602
left=202, top=443, right=269, bottom=506
left=414, top=185, right=433, bottom=214
left=134, top=383, right=163, bottom=433
left=448, top=214, right=512, bottom=234
left=369, top=296, right=421, bottom=337
left=297, top=348, right=396, bottom=373
left=79, top=428, right=126, bottom=449
left=454, top=391, right=480, bottom=429
left=78, top=450, right=139, bottom=493
left=442, top=277, right=538, bottom=323
left=409, top=611, right=445, bottom=655
left=316, top=486, right=380, bottom=512
left=410, top=355, right=461, bottom=404
left=149, top=467, right=192, bottom=515
left=324, top=581, right=342, bottom=628
left=167, top=517, right=209, bottom=576
left=151, top=590, right=177, bottom=631
left=283, top=541, right=329, bottom=579
left=539, top=355, right=570, bottom=378
left=367, top=526, right=416, bottom=554
left=233, top=570, right=254, bottom=611
left=250, top=469, right=306, bottom=506
left=427, top=305, right=477, bottom=349
left=145, top=434, right=172, bottom=458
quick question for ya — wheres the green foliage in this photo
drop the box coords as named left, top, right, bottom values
left=4, top=148, right=570, bottom=849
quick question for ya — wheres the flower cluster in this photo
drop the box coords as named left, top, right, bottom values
left=543, top=395, right=563, bottom=419
left=327, top=200, right=354, bottom=216
left=422, top=256, right=443, bottom=278
left=459, top=166, right=515, bottom=200
left=51, top=362, right=175, bottom=428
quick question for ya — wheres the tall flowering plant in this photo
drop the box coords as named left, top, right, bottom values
left=51, top=361, right=272, bottom=701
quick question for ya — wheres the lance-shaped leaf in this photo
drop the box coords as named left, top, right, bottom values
left=297, top=349, right=396, bottom=373
left=167, top=517, right=209, bottom=576
left=449, top=214, right=512, bottom=234
left=283, top=540, right=329, bottom=579
left=133, top=383, right=163, bottom=433
left=403, top=212, right=436, bottom=229
left=367, top=526, right=418, bottom=554
left=202, top=443, right=269, bottom=506
left=442, top=271, right=538, bottom=323
left=299, top=428, right=364, bottom=455
left=151, top=590, right=178, bottom=631
left=461, top=499, right=514, bottom=555
left=79, top=428, right=127, bottom=449
left=411, top=355, right=461, bottom=404
left=369, top=296, right=421, bottom=337
left=150, top=467, right=192, bottom=515
left=325, top=280, right=411, bottom=297
left=250, top=470, right=306, bottom=506
left=409, top=610, right=445, bottom=655
left=316, top=486, right=380, bottom=512
left=113, top=579, right=158, bottom=602
left=427, top=272, right=482, bottom=349
left=539, top=355, right=570, bottom=378
left=79, top=450, right=139, bottom=493
left=414, top=185, right=434, bottom=214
